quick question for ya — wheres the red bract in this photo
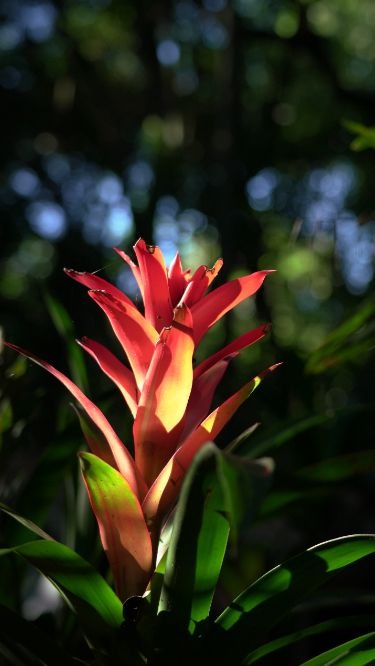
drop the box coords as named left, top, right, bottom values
left=6, top=238, right=278, bottom=600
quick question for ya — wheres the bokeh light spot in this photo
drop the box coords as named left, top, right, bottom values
left=10, top=168, right=40, bottom=198
left=157, top=40, right=180, bottom=66
left=26, top=201, right=67, bottom=240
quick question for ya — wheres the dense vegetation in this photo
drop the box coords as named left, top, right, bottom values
left=1, top=1, right=375, bottom=662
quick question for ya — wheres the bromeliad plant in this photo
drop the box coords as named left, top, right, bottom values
left=2, top=239, right=375, bottom=666
left=5, top=238, right=277, bottom=600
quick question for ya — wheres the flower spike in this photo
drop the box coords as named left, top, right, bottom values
left=6, top=239, right=277, bottom=598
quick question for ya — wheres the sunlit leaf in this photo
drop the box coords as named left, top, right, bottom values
left=158, top=443, right=231, bottom=632
left=158, top=444, right=273, bottom=634
left=0, top=503, right=122, bottom=645
left=214, top=535, right=375, bottom=662
left=0, top=540, right=122, bottom=646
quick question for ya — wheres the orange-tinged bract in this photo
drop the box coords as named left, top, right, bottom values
left=5, top=238, right=277, bottom=601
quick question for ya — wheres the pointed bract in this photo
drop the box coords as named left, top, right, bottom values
left=133, top=304, right=194, bottom=486
left=64, top=268, right=133, bottom=309
left=179, top=259, right=223, bottom=308
left=77, top=337, right=138, bottom=417
left=80, top=453, right=153, bottom=600
left=88, top=290, right=158, bottom=391
left=114, top=248, right=144, bottom=301
left=179, top=357, right=231, bottom=441
left=134, top=238, right=173, bottom=332
left=168, top=252, right=189, bottom=306
left=194, top=323, right=270, bottom=379
left=191, top=270, right=274, bottom=344
left=142, top=364, right=281, bottom=530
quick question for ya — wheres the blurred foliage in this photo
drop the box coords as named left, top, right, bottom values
left=344, top=120, right=375, bottom=151
left=1, top=0, right=375, bottom=661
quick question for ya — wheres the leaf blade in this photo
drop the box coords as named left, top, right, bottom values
left=80, top=452, right=153, bottom=601
left=215, top=535, right=375, bottom=662
left=0, top=539, right=123, bottom=645
left=158, top=443, right=231, bottom=632
left=301, top=631, right=375, bottom=666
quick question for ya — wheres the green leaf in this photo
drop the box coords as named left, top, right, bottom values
left=301, top=631, right=375, bottom=666
left=0, top=399, right=12, bottom=434
left=0, top=540, right=122, bottom=642
left=0, top=503, right=122, bottom=646
left=344, top=119, right=375, bottom=151
left=297, top=450, right=375, bottom=483
left=214, top=535, right=375, bottom=662
left=0, top=602, right=76, bottom=666
left=224, top=423, right=260, bottom=454
left=305, top=300, right=375, bottom=375
left=245, top=615, right=375, bottom=664
left=0, top=540, right=122, bottom=646
left=157, top=445, right=273, bottom=634
left=247, top=413, right=332, bottom=458
left=158, top=443, right=231, bottom=633
left=259, top=488, right=330, bottom=517
left=220, top=455, right=274, bottom=545
left=0, top=501, right=53, bottom=541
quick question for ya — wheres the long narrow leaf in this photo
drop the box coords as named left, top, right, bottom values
left=0, top=501, right=52, bottom=541
left=158, top=443, right=231, bottom=632
left=301, top=631, right=375, bottom=666
left=214, top=535, right=375, bottom=662
left=0, top=540, right=122, bottom=645
left=245, top=615, right=375, bottom=664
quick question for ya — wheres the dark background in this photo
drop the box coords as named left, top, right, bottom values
left=1, top=0, right=375, bottom=660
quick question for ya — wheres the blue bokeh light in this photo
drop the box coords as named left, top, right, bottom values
left=96, top=174, right=123, bottom=204
left=156, top=40, right=181, bottom=66
left=26, top=201, right=67, bottom=240
left=127, top=161, right=154, bottom=190
left=102, top=200, right=134, bottom=246
left=335, top=211, right=375, bottom=294
left=246, top=168, right=279, bottom=211
left=10, top=168, right=40, bottom=197
left=21, top=3, right=57, bottom=43
left=0, top=24, right=23, bottom=51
